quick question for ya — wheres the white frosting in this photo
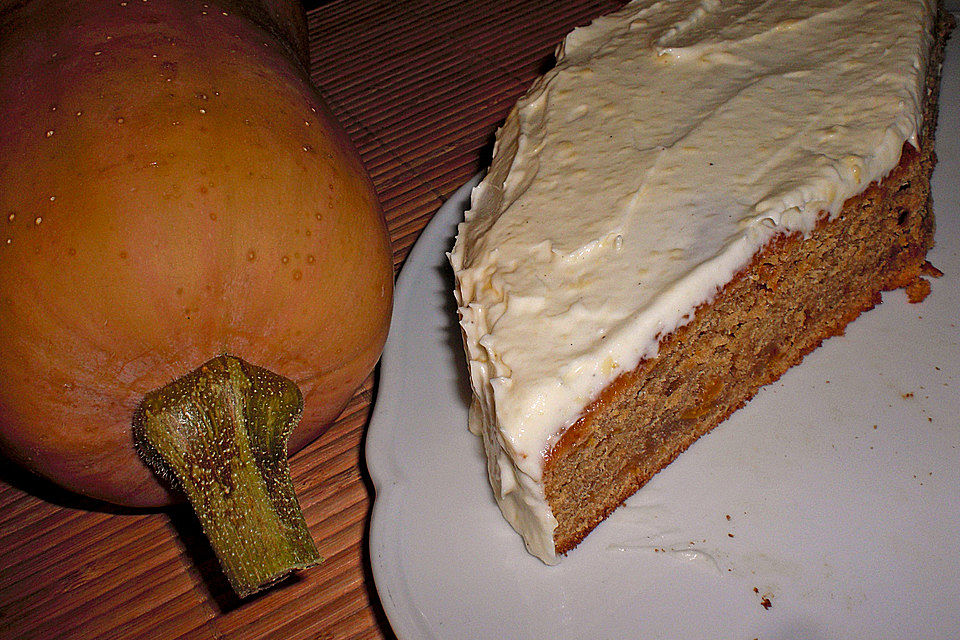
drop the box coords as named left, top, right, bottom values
left=449, top=0, right=936, bottom=563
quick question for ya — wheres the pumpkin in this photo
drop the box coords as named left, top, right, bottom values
left=0, top=0, right=393, bottom=594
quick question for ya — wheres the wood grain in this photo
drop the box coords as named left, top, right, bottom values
left=0, top=1, right=622, bottom=638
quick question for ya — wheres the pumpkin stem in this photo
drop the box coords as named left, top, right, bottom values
left=133, top=354, right=320, bottom=598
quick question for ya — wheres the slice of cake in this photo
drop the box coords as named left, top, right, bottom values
left=449, top=0, right=954, bottom=563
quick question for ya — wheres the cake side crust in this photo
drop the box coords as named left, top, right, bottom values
left=543, top=7, right=954, bottom=557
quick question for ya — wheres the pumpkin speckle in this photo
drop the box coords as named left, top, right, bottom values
left=6, top=212, right=14, bottom=223
left=116, top=117, right=124, bottom=124
left=34, top=216, right=42, bottom=226
left=292, top=270, right=302, bottom=281
left=246, top=250, right=256, bottom=261
left=306, top=254, right=315, bottom=265
left=281, top=255, right=290, bottom=265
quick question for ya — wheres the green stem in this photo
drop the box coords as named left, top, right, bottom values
left=134, top=355, right=320, bottom=598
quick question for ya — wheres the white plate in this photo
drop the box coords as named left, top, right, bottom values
left=366, top=31, right=960, bottom=640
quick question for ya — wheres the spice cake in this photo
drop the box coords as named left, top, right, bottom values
left=449, top=0, right=954, bottom=562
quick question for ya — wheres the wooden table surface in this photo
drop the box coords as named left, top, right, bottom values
left=0, top=1, right=624, bottom=638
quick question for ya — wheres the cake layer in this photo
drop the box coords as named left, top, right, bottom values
left=450, top=0, right=951, bottom=562
left=545, top=138, right=939, bottom=555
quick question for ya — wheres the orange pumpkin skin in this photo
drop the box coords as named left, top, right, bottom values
left=0, top=0, right=393, bottom=507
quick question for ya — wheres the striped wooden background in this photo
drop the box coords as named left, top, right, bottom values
left=0, top=2, right=623, bottom=638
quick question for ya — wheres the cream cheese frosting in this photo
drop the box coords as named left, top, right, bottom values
left=449, top=0, right=936, bottom=563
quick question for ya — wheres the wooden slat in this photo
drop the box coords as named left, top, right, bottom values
left=0, top=1, right=622, bottom=638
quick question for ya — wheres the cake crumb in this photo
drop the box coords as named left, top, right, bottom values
left=753, top=587, right=773, bottom=609
left=921, top=261, right=943, bottom=278
left=905, top=277, right=931, bottom=303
